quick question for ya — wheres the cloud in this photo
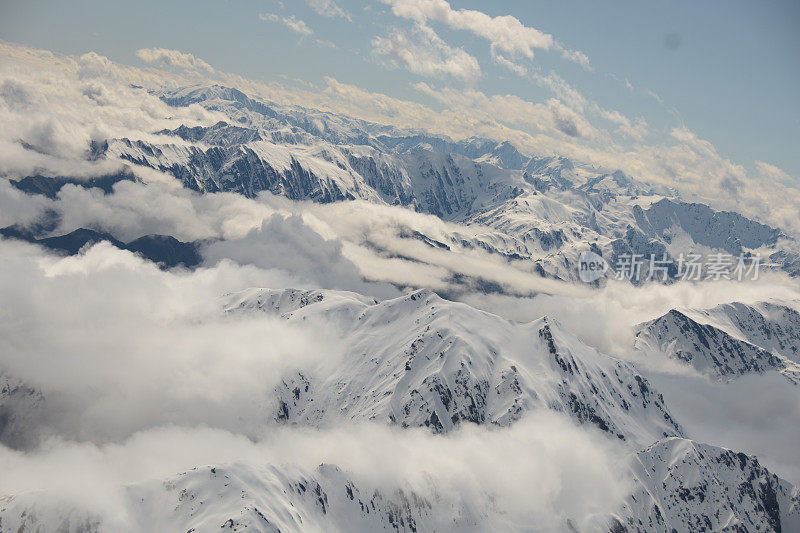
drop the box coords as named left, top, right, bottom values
left=259, top=13, right=314, bottom=36
left=3, top=40, right=799, bottom=243
left=458, top=274, right=800, bottom=365
left=645, top=89, right=663, bottom=104
left=530, top=72, right=646, bottom=140
left=0, top=230, right=625, bottom=530
left=382, top=0, right=552, bottom=56
left=555, top=45, right=592, bottom=70
left=595, top=107, right=648, bottom=141
left=372, top=24, right=481, bottom=83
left=135, top=48, right=215, bottom=73
left=8, top=174, right=581, bottom=299
left=0, top=239, right=342, bottom=444
left=306, top=0, right=352, bottom=21
left=202, top=213, right=400, bottom=298
left=380, top=0, right=590, bottom=68
left=413, top=82, right=596, bottom=140
left=756, top=160, right=796, bottom=185
left=0, top=413, right=631, bottom=531
left=532, top=70, right=588, bottom=111
left=650, top=371, right=800, bottom=486
left=3, top=34, right=800, bottom=532
left=490, top=46, right=527, bottom=76
left=0, top=44, right=227, bottom=176
left=315, top=38, right=337, bottom=49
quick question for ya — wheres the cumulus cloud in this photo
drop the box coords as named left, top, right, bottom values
left=372, top=24, right=481, bottom=83
left=382, top=0, right=552, bottom=56
left=135, top=48, right=216, bottom=73
left=0, top=414, right=631, bottom=531
left=0, top=44, right=226, bottom=177
left=202, top=213, right=400, bottom=298
left=380, top=0, right=590, bottom=68
left=0, top=239, right=340, bottom=444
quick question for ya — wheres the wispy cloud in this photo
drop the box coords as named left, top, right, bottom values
left=306, top=0, right=352, bottom=22
left=490, top=46, right=527, bottom=76
left=259, top=13, right=314, bottom=36
left=372, top=24, right=481, bottom=83
left=380, top=0, right=590, bottom=69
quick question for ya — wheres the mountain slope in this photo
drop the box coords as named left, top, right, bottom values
left=635, top=302, right=800, bottom=383
left=89, top=84, right=800, bottom=282
left=614, top=437, right=800, bottom=533
left=3, top=439, right=798, bottom=532
left=226, top=287, right=683, bottom=445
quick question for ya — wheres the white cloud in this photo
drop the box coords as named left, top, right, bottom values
left=381, top=0, right=589, bottom=68
left=556, top=45, right=592, bottom=70
left=490, top=46, right=527, bottom=76
left=413, top=82, right=596, bottom=140
left=3, top=40, right=799, bottom=237
left=306, top=0, right=352, bottom=21
left=203, top=213, right=399, bottom=298
left=755, top=160, right=796, bottom=185
left=532, top=70, right=588, bottom=112
left=0, top=413, right=630, bottom=531
left=135, top=48, right=215, bottom=73
left=645, top=89, right=663, bottom=104
left=315, top=38, right=337, bottom=49
left=372, top=24, right=481, bottom=83
left=259, top=13, right=314, bottom=36
left=595, top=107, right=648, bottom=141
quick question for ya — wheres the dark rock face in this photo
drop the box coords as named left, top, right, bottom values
left=616, top=438, right=800, bottom=533
left=37, top=228, right=126, bottom=255
left=125, top=235, right=203, bottom=268
left=10, top=170, right=135, bottom=199
left=0, top=227, right=202, bottom=269
left=635, top=306, right=800, bottom=383
left=635, top=198, right=783, bottom=255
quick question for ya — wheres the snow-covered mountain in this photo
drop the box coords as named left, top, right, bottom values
left=3, top=285, right=800, bottom=531
left=2, top=439, right=798, bottom=532
left=615, top=437, right=800, bottom=532
left=0, top=462, right=476, bottom=533
left=4, top=76, right=800, bottom=533
left=634, top=301, right=800, bottom=383
left=225, top=288, right=682, bottom=445
left=89, top=84, right=799, bottom=282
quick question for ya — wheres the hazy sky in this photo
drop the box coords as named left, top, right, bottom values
left=1, top=0, right=798, bottom=179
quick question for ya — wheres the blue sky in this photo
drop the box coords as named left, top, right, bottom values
left=1, top=0, right=798, bottom=179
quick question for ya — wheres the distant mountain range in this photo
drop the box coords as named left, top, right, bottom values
left=3, top=83, right=800, bottom=532
left=7, top=84, right=795, bottom=284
